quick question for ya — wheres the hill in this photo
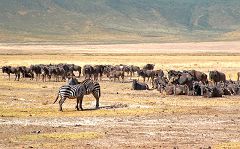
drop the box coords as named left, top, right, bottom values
left=1, top=0, right=240, bottom=43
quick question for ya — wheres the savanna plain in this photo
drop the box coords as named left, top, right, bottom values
left=0, top=42, right=240, bottom=149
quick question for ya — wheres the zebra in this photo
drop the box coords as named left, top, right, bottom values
left=53, top=79, right=101, bottom=111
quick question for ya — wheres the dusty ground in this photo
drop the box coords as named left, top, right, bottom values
left=0, top=42, right=240, bottom=149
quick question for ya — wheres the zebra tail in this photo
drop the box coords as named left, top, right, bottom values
left=53, top=91, right=59, bottom=104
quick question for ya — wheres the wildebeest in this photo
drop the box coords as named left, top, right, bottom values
left=192, top=81, right=204, bottom=96
left=209, top=71, right=226, bottom=84
left=137, top=69, right=155, bottom=83
left=154, top=69, right=164, bottom=78
left=83, top=65, right=94, bottom=79
left=106, top=70, right=125, bottom=82
left=163, top=84, right=188, bottom=95
left=41, top=66, right=50, bottom=82
left=174, top=85, right=189, bottom=95
left=163, top=85, right=175, bottom=95
left=69, top=64, right=81, bottom=77
left=184, top=70, right=208, bottom=84
left=167, top=70, right=182, bottom=80
left=2, top=66, right=21, bottom=81
left=143, top=64, right=155, bottom=70
left=153, top=77, right=168, bottom=92
left=66, top=77, right=79, bottom=85
left=30, top=65, right=42, bottom=81
left=19, top=66, right=34, bottom=80
left=202, top=85, right=223, bottom=98
left=169, top=73, right=194, bottom=90
left=93, top=65, right=105, bottom=81
left=129, top=65, right=140, bottom=78
left=226, top=83, right=240, bottom=95
left=132, top=79, right=149, bottom=90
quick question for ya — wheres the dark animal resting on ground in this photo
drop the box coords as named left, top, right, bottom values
left=224, top=82, right=240, bottom=95
left=53, top=79, right=100, bottom=111
left=163, top=85, right=175, bottom=95
left=162, top=84, right=188, bottom=95
left=174, top=85, right=189, bottom=95
left=153, top=77, right=168, bottom=93
left=193, top=81, right=204, bottom=96
left=2, top=66, right=21, bottom=81
left=209, top=71, right=226, bottom=84
left=202, top=85, right=224, bottom=98
left=143, top=64, right=155, bottom=70
left=132, top=79, right=149, bottom=90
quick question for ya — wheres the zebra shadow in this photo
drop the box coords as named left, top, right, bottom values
left=81, top=104, right=128, bottom=111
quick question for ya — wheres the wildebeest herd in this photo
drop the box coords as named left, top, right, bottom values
left=2, top=63, right=240, bottom=101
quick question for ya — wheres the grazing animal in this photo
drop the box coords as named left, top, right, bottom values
left=30, top=65, right=41, bottom=81
left=41, top=66, right=50, bottom=82
left=154, top=69, right=164, bottom=78
left=67, top=78, right=79, bottom=85
left=70, top=64, right=81, bottom=77
left=107, top=70, right=125, bottom=82
left=137, top=69, right=155, bottom=83
left=2, top=66, right=20, bottom=81
left=184, top=70, right=208, bottom=84
left=153, top=77, right=168, bottom=92
left=132, top=79, right=149, bottom=90
left=143, top=64, right=155, bottom=70
left=209, top=71, right=226, bottom=84
left=169, top=73, right=194, bottom=90
left=129, top=65, right=140, bottom=78
left=93, top=65, right=105, bottom=81
left=53, top=79, right=101, bottom=111
left=83, top=65, right=94, bottom=79
left=167, top=70, right=182, bottom=80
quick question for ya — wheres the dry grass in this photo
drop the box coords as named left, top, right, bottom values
left=0, top=45, right=240, bottom=148
left=18, top=132, right=102, bottom=141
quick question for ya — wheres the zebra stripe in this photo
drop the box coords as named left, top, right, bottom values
left=81, top=79, right=101, bottom=97
left=53, top=79, right=100, bottom=111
